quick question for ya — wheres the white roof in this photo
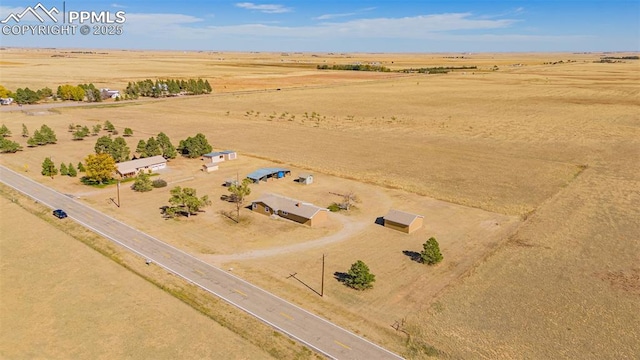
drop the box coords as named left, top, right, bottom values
left=253, top=193, right=327, bottom=219
left=116, top=155, right=166, bottom=175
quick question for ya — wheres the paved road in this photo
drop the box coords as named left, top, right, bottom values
left=0, top=165, right=403, bottom=360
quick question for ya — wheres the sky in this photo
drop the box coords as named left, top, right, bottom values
left=0, top=0, right=638, bottom=52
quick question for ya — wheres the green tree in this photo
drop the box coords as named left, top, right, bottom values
left=41, top=157, right=58, bottom=178
left=92, top=124, right=102, bottom=136
left=77, top=162, right=86, bottom=172
left=26, top=136, right=38, bottom=147
left=60, top=162, right=68, bottom=176
left=73, top=126, right=90, bottom=140
left=145, top=137, right=162, bottom=157
left=39, top=124, right=57, bottom=144
left=0, top=138, right=22, bottom=153
left=110, top=137, right=130, bottom=163
left=94, top=135, right=112, bottom=154
left=14, top=88, right=40, bottom=104
left=67, top=162, right=77, bottom=177
left=132, top=172, right=153, bottom=192
left=345, top=260, right=376, bottom=290
left=84, top=153, right=116, bottom=184
left=178, top=133, right=212, bottom=158
left=135, top=139, right=147, bottom=158
left=123, top=127, right=133, bottom=137
left=165, top=186, right=211, bottom=218
left=420, top=237, right=443, bottom=265
left=0, top=124, right=11, bottom=137
left=104, top=120, right=115, bottom=132
left=228, top=178, right=252, bottom=222
left=21, top=123, right=28, bottom=138
left=156, top=132, right=177, bottom=159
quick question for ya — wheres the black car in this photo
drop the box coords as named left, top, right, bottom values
left=53, top=209, right=68, bottom=219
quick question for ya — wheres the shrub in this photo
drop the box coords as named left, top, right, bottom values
left=327, top=203, right=341, bottom=212
left=152, top=179, right=167, bottom=188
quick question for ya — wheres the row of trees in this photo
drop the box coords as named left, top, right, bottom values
left=0, top=85, right=53, bottom=105
left=136, top=133, right=177, bottom=159
left=317, top=64, right=391, bottom=72
left=0, top=83, right=108, bottom=104
left=41, top=158, right=82, bottom=178
left=124, top=78, right=212, bottom=99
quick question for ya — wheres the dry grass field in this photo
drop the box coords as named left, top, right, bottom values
left=1, top=48, right=639, bottom=359
left=0, top=196, right=274, bottom=360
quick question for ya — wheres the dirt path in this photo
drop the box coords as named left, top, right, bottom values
left=204, top=213, right=370, bottom=265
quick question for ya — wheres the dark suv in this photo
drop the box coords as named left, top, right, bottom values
left=53, top=209, right=68, bottom=219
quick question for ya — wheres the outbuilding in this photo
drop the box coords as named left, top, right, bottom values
left=246, top=167, right=291, bottom=183
left=298, top=173, right=314, bottom=185
left=116, top=155, right=167, bottom=177
left=202, top=162, right=219, bottom=173
left=203, top=150, right=238, bottom=163
left=383, top=209, right=424, bottom=234
left=251, top=193, right=329, bottom=227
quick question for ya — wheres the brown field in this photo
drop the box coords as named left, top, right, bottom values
left=0, top=196, right=274, bottom=360
left=1, top=48, right=639, bottom=359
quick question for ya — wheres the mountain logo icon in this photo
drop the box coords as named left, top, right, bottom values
left=1, top=3, right=60, bottom=24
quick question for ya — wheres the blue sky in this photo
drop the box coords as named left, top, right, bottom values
left=0, top=1, right=638, bottom=52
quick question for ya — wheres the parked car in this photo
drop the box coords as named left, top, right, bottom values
left=53, top=209, right=67, bottom=219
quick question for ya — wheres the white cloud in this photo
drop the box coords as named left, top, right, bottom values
left=235, top=2, right=292, bottom=14
left=315, top=12, right=356, bottom=21
left=111, top=3, right=128, bottom=9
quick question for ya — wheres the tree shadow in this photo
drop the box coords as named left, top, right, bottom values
left=374, top=216, right=385, bottom=226
left=403, top=250, right=423, bottom=263
left=334, top=271, right=351, bottom=284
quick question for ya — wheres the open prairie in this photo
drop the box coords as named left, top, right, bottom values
left=0, top=195, right=274, bottom=360
left=1, top=48, right=639, bottom=359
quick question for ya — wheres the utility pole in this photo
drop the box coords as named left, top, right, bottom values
left=321, top=253, right=325, bottom=297
left=116, top=180, right=121, bottom=207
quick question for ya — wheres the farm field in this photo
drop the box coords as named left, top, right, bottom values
left=1, top=48, right=639, bottom=359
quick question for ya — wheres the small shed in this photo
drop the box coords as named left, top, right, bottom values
left=225, top=179, right=239, bottom=187
left=298, top=173, right=314, bottom=185
left=202, top=163, right=219, bottom=173
left=203, top=150, right=238, bottom=163
left=383, top=209, right=424, bottom=234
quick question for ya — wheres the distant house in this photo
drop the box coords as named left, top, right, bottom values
left=383, top=209, right=424, bottom=234
left=203, top=150, right=237, bottom=163
left=246, top=167, right=291, bottom=184
left=298, top=173, right=314, bottom=185
left=251, top=193, right=329, bottom=227
left=116, top=155, right=167, bottom=177
left=202, top=162, right=219, bottom=173
left=100, top=88, right=120, bottom=99
left=0, top=97, right=14, bottom=105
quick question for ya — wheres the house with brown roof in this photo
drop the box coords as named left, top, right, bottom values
left=251, top=193, right=329, bottom=227
left=383, top=209, right=424, bottom=233
left=116, top=155, right=167, bottom=177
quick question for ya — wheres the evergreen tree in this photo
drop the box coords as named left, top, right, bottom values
left=178, top=133, right=212, bottom=158
left=0, top=124, right=11, bottom=137
left=145, top=137, right=162, bottom=157
left=156, top=132, right=177, bottom=159
left=67, top=162, right=77, bottom=177
left=41, top=157, right=58, bottom=177
left=95, top=135, right=113, bottom=154
left=110, top=136, right=130, bottom=163
left=22, top=123, right=29, bottom=138
left=136, top=139, right=147, bottom=158
left=0, top=138, right=22, bottom=153
left=345, top=260, right=376, bottom=290
left=420, top=237, right=443, bottom=265
left=60, top=162, right=68, bottom=176
left=77, top=162, right=86, bottom=172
